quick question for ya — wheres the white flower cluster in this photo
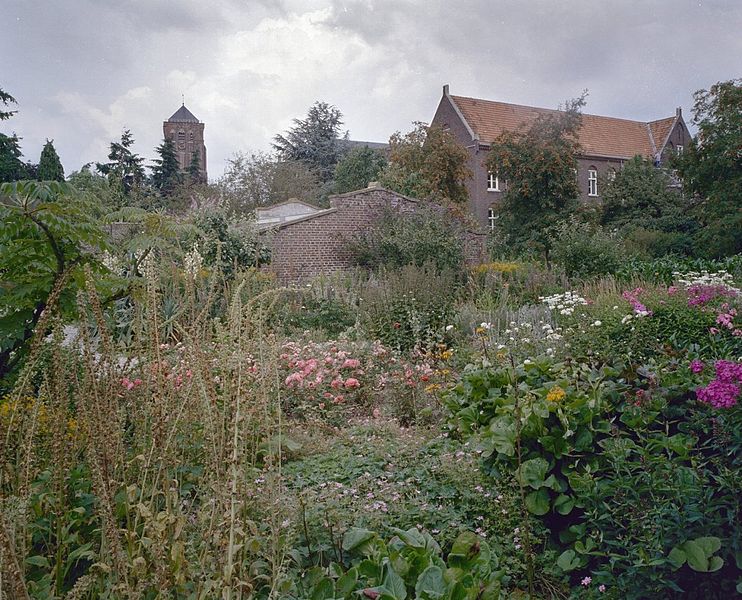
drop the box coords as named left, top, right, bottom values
left=184, top=244, right=204, bottom=281
left=101, top=250, right=122, bottom=274
left=674, top=270, right=740, bottom=294
left=540, top=291, right=588, bottom=315
left=140, top=250, right=158, bottom=286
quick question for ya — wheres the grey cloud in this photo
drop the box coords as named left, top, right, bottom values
left=1, top=0, right=740, bottom=178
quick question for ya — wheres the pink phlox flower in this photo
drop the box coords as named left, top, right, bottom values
left=581, top=576, right=592, bottom=586
left=689, top=359, right=705, bottom=374
left=342, top=358, right=360, bottom=369
left=330, top=377, right=344, bottom=389
left=344, top=377, right=360, bottom=389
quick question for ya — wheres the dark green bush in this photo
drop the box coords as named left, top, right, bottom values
left=346, top=206, right=464, bottom=273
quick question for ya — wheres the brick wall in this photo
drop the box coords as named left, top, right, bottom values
left=267, top=186, right=486, bottom=284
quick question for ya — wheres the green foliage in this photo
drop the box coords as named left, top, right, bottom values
left=187, top=148, right=202, bottom=183
left=290, top=528, right=502, bottom=599
left=218, top=151, right=322, bottom=214
left=192, top=208, right=270, bottom=278
left=675, top=79, right=742, bottom=258
left=37, top=139, right=65, bottom=182
left=445, top=352, right=742, bottom=597
left=276, top=295, right=356, bottom=337
left=347, top=206, right=464, bottom=273
left=0, top=181, right=109, bottom=378
left=600, top=156, right=697, bottom=257
left=334, top=145, right=387, bottom=194
left=150, top=138, right=182, bottom=194
left=551, top=218, right=626, bottom=278
left=273, top=101, right=345, bottom=183
left=0, top=86, right=18, bottom=121
left=96, top=129, right=145, bottom=196
left=0, top=132, right=28, bottom=183
left=487, top=95, right=585, bottom=263
left=358, top=265, right=458, bottom=352
left=379, top=122, right=471, bottom=204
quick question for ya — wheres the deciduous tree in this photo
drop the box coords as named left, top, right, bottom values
left=379, top=122, right=471, bottom=204
left=675, top=79, right=742, bottom=257
left=486, top=95, right=586, bottom=265
left=334, top=145, right=387, bottom=194
left=218, top=151, right=321, bottom=214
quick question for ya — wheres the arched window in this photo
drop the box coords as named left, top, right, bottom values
left=487, top=171, right=500, bottom=192
left=607, top=167, right=617, bottom=182
left=588, top=167, right=598, bottom=197
left=189, top=131, right=194, bottom=141
left=178, top=130, right=185, bottom=142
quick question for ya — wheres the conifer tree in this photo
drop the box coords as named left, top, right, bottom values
left=37, top=139, right=65, bottom=181
left=96, top=129, right=145, bottom=195
left=151, top=138, right=182, bottom=194
left=0, top=86, right=27, bottom=182
left=187, top=149, right=202, bottom=183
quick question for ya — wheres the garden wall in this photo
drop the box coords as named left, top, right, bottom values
left=266, top=184, right=487, bottom=283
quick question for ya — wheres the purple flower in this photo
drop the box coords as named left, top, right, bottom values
left=599, top=584, right=606, bottom=593
left=715, top=360, right=742, bottom=384
left=697, top=380, right=740, bottom=409
left=689, top=360, right=705, bottom=374
left=581, top=576, right=592, bottom=586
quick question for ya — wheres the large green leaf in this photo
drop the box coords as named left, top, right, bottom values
left=525, top=488, right=550, bottom=515
left=517, top=457, right=549, bottom=489
left=414, top=566, right=446, bottom=599
left=342, top=528, right=376, bottom=554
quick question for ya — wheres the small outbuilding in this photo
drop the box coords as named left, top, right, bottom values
left=260, top=184, right=487, bottom=284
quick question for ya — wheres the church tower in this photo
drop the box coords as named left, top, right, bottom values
left=163, top=103, right=207, bottom=182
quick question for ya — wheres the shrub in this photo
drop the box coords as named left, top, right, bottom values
left=550, top=218, right=627, bottom=279
left=346, top=206, right=464, bottom=273
left=358, top=264, right=457, bottom=352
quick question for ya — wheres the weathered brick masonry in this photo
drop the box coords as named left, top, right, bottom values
left=266, top=185, right=487, bottom=284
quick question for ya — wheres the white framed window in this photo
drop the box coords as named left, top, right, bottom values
left=588, top=167, right=598, bottom=196
left=487, top=208, right=497, bottom=231
left=676, top=145, right=683, bottom=155
left=607, top=168, right=617, bottom=182
left=487, top=172, right=500, bottom=192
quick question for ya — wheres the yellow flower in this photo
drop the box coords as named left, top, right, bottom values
left=546, top=386, right=566, bottom=403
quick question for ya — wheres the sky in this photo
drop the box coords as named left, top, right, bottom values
left=1, top=0, right=740, bottom=180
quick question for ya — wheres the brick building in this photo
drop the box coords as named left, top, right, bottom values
left=163, top=104, right=208, bottom=182
left=264, top=184, right=487, bottom=283
left=431, top=85, right=690, bottom=230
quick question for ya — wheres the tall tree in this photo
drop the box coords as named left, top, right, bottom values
left=0, top=86, right=17, bottom=121
left=218, top=151, right=321, bottom=214
left=674, top=79, right=742, bottom=257
left=379, top=122, right=471, bottom=204
left=0, top=133, right=27, bottom=183
left=486, top=95, right=586, bottom=265
left=273, top=101, right=345, bottom=183
left=334, top=145, right=387, bottom=194
left=37, top=139, right=65, bottom=181
left=187, top=149, right=202, bottom=183
left=96, top=129, right=145, bottom=196
left=0, top=86, right=27, bottom=182
left=600, top=156, right=697, bottom=256
left=150, top=138, right=182, bottom=194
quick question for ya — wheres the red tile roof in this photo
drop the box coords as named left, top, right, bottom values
left=450, top=95, right=676, bottom=160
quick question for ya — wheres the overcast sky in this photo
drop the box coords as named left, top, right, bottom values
left=2, top=0, right=740, bottom=180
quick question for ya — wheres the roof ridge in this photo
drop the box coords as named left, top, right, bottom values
left=450, top=94, right=672, bottom=126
